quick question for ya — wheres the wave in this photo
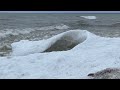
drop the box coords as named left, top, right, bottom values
left=81, top=16, right=97, bottom=19
left=0, top=18, right=12, bottom=21
left=0, top=24, right=69, bottom=38
left=76, top=20, right=91, bottom=26
left=76, top=20, right=120, bottom=27
left=94, top=22, right=120, bottom=27
left=111, top=22, right=120, bottom=27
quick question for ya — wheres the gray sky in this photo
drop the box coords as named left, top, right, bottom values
left=0, top=11, right=120, bottom=13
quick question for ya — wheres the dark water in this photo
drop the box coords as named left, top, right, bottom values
left=1, top=13, right=120, bottom=35
left=0, top=13, right=120, bottom=56
left=1, top=13, right=120, bottom=36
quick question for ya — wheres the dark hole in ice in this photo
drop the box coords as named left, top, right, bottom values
left=0, top=45, right=12, bottom=57
left=43, top=32, right=87, bottom=52
left=88, top=73, right=95, bottom=77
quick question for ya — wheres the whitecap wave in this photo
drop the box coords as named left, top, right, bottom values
left=0, top=24, right=69, bottom=38
left=81, top=16, right=97, bottom=19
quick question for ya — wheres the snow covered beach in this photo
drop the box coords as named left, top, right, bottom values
left=1, top=13, right=120, bottom=79
left=0, top=29, right=120, bottom=79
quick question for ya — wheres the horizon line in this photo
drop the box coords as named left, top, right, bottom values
left=0, top=11, right=120, bottom=13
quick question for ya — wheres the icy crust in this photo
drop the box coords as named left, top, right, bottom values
left=0, top=30, right=120, bottom=79
left=11, top=30, right=92, bottom=56
left=81, top=16, right=97, bottom=19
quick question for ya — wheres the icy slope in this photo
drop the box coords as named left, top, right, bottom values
left=0, top=29, right=120, bottom=79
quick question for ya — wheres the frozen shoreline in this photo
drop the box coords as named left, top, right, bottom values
left=0, top=29, right=120, bottom=79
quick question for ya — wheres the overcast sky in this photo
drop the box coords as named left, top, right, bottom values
left=0, top=11, right=120, bottom=13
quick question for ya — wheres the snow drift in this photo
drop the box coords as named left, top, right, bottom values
left=0, top=29, right=120, bottom=79
left=11, top=30, right=89, bottom=56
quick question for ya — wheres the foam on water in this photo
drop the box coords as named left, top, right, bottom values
left=0, top=24, right=69, bottom=38
left=81, top=16, right=97, bottom=19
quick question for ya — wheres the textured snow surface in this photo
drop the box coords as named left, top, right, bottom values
left=0, top=29, right=120, bottom=79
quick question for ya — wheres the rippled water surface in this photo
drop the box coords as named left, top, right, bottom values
left=0, top=13, right=120, bottom=56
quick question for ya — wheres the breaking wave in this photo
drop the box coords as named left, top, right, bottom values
left=81, top=16, right=97, bottom=19
left=0, top=24, right=69, bottom=38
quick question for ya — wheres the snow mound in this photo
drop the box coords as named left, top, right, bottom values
left=1, top=29, right=120, bottom=79
left=81, top=16, right=96, bottom=19
left=11, top=30, right=92, bottom=56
